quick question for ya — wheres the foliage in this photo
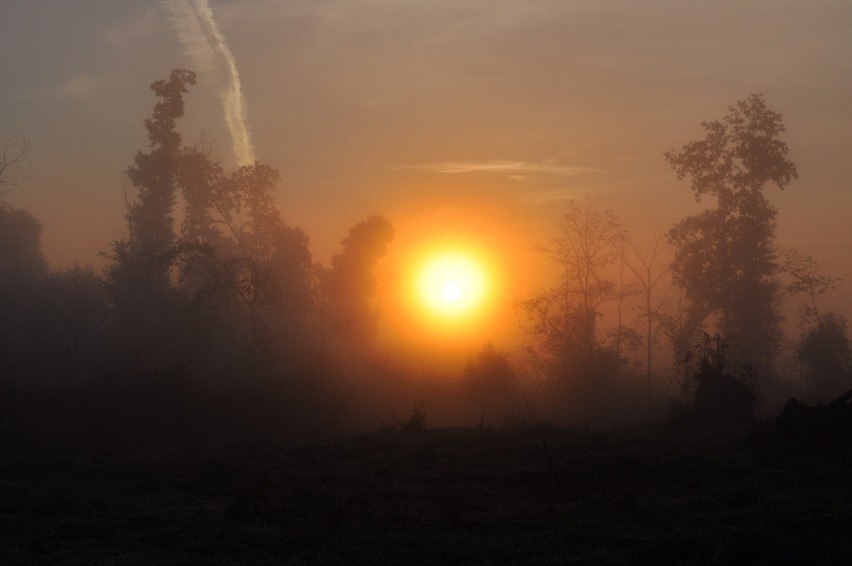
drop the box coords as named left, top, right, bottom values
left=319, top=215, right=395, bottom=359
left=780, top=250, right=848, bottom=398
left=0, top=206, right=48, bottom=281
left=398, top=402, right=427, bottom=431
left=124, top=69, right=197, bottom=276
left=519, top=199, right=627, bottom=423
left=463, top=342, right=519, bottom=421
left=101, top=70, right=320, bottom=373
left=677, top=333, right=758, bottom=426
left=465, top=342, right=515, bottom=391
left=666, top=93, right=797, bottom=375
left=781, top=248, right=841, bottom=327
left=542, top=198, right=622, bottom=355
left=798, top=312, right=851, bottom=400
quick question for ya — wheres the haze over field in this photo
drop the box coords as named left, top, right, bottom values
left=6, top=6, right=852, bottom=563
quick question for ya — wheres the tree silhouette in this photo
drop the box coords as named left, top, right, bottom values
left=783, top=250, right=850, bottom=398
left=463, top=342, right=518, bottom=422
left=798, top=313, right=851, bottom=400
left=678, top=333, right=758, bottom=426
left=319, top=215, right=394, bottom=360
left=666, top=93, right=798, bottom=377
left=623, top=234, right=671, bottom=403
left=519, top=198, right=626, bottom=423
left=0, top=207, right=47, bottom=282
left=185, top=161, right=315, bottom=361
left=0, top=133, right=28, bottom=197
left=179, top=136, right=224, bottom=245
left=782, top=248, right=840, bottom=327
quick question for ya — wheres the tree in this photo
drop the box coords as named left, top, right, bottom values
left=540, top=198, right=622, bottom=356
left=798, top=313, right=851, bottom=399
left=0, top=133, right=28, bottom=197
left=102, top=71, right=198, bottom=376
left=666, top=93, right=798, bottom=377
left=178, top=136, right=224, bottom=245
left=319, top=215, right=395, bottom=360
left=624, top=234, right=671, bottom=402
left=123, top=68, right=197, bottom=283
left=0, top=207, right=47, bottom=282
left=519, top=198, right=626, bottom=422
left=678, top=333, right=758, bottom=426
left=782, top=250, right=850, bottom=398
left=0, top=208, right=50, bottom=383
left=463, top=342, right=518, bottom=422
left=179, top=160, right=315, bottom=363
left=781, top=248, right=840, bottom=327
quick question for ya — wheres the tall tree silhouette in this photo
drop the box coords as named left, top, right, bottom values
left=123, top=68, right=197, bottom=284
left=624, top=234, right=671, bottom=402
left=320, top=215, right=394, bottom=360
left=666, top=94, right=798, bottom=376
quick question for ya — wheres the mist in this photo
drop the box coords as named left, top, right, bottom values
left=2, top=2, right=852, bottom=563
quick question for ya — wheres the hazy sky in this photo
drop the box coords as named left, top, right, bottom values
left=2, top=1, right=851, bottom=356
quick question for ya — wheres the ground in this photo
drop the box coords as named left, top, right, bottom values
left=2, top=425, right=851, bottom=564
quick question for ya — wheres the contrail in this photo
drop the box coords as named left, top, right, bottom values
left=164, top=0, right=256, bottom=166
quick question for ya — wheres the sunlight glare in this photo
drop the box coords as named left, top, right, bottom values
left=442, top=282, right=462, bottom=302
left=417, top=252, right=488, bottom=318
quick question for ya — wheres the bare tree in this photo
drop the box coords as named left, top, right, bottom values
left=519, top=198, right=627, bottom=423
left=781, top=248, right=840, bottom=327
left=0, top=132, right=28, bottom=198
left=624, top=234, right=672, bottom=402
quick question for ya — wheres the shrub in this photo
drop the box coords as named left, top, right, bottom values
left=676, top=333, right=758, bottom=426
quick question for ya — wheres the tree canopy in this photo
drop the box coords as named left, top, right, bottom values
left=666, top=94, right=798, bottom=375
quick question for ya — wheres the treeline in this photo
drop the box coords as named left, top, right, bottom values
left=1, top=72, right=850, bottom=450
left=517, top=94, right=851, bottom=427
left=0, top=70, right=400, bottom=450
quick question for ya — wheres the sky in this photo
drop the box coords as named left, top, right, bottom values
left=2, top=0, right=851, bottom=362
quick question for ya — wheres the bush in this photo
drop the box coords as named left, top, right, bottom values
left=676, top=333, right=758, bottom=426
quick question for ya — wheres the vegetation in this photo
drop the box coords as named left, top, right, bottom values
left=675, top=333, right=759, bottom=426
left=666, top=93, right=798, bottom=379
left=519, top=198, right=630, bottom=425
left=0, top=73, right=847, bottom=446
left=3, top=64, right=852, bottom=564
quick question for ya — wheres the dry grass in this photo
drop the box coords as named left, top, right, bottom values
left=1, top=424, right=851, bottom=564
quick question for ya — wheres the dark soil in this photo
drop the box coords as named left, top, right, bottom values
left=2, top=425, right=851, bottom=565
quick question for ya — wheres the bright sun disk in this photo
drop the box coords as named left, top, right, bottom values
left=416, top=251, right=488, bottom=318
left=442, top=282, right=462, bottom=302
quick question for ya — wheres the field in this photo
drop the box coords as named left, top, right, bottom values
left=2, top=424, right=851, bottom=565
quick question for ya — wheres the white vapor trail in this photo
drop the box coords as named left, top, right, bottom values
left=164, top=0, right=256, bottom=165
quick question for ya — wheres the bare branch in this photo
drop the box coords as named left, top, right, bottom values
left=0, top=132, right=29, bottom=198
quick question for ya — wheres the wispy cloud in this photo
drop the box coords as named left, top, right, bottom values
left=163, top=0, right=256, bottom=166
left=55, top=75, right=117, bottom=99
left=102, top=10, right=160, bottom=48
left=514, top=188, right=584, bottom=206
left=401, top=160, right=598, bottom=177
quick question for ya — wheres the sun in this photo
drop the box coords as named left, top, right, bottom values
left=417, top=252, right=488, bottom=318
left=442, top=282, right=462, bottom=302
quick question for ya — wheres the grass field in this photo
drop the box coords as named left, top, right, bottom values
left=2, top=424, right=851, bottom=564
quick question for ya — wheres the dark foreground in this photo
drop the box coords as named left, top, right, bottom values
left=2, top=425, right=851, bottom=565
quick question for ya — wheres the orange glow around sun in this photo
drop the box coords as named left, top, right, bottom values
left=374, top=204, right=533, bottom=364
